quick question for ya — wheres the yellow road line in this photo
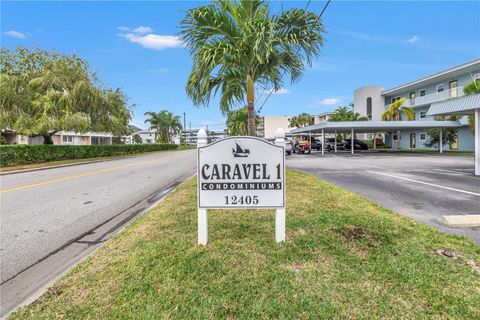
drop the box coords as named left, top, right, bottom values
left=0, top=152, right=192, bottom=194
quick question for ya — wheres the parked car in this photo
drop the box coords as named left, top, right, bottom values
left=310, top=138, right=322, bottom=151
left=285, top=140, right=292, bottom=155
left=342, top=139, right=369, bottom=150
left=265, top=138, right=292, bottom=155
left=292, top=138, right=311, bottom=154
left=324, top=138, right=346, bottom=151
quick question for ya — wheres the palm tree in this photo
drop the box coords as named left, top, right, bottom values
left=144, top=110, right=183, bottom=143
left=289, top=113, right=312, bottom=128
left=144, top=111, right=162, bottom=142
left=164, top=111, right=182, bottom=143
left=226, top=107, right=249, bottom=136
left=180, top=0, right=325, bottom=136
left=329, top=105, right=368, bottom=122
left=381, top=98, right=415, bottom=149
left=381, top=98, right=415, bottom=121
left=463, top=80, right=479, bottom=132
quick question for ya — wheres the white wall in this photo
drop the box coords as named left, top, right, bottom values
left=263, top=116, right=293, bottom=138
left=353, top=86, right=385, bottom=121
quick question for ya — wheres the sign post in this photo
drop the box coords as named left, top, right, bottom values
left=274, top=128, right=286, bottom=242
left=197, top=128, right=286, bottom=245
left=197, top=129, right=208, bottom=245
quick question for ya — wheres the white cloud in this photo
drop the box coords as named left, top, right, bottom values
left=317, top=98, right=340, bottom=106
left=119, top=30, right=183, bottom=50
left=117, top=26, right=130, bottom=32
left=4, top=30, right=26, bottom=39
left=261, top=88, right=291, bottom=95
left=132, top=26, right=154, bottom=34
left=407, top=35, right=420, bottom=44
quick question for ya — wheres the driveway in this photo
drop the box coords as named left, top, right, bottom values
left=287, top=151, right=480, bottom=244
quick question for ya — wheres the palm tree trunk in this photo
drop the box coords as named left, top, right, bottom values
left=246, top=75, right=256, bottom=136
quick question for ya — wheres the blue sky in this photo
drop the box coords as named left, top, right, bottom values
left=2, top=1, right=479, bottom=130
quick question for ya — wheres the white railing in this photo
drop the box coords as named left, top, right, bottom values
left=385, top=86, right=465, bottom=109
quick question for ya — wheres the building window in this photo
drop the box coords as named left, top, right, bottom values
left=419, top=89, right=426, bottom=97
left=419, top=111, right=426, bottom=119
left=436, top=84, right=444, bottom=93
left=91, top=136, right=110, bottom=145
left=409, top=92, right=416, bottom=106
left=474, top=73, right=480, bottom=82
left=393, top=133, right=401, bottom=141
left=62, top=135, right=73, bottom=143
left=391, top=96, right=401, bottom=104
left=366, top=97, right=372, bottom=120
left=419, top=133, right=426, bottom=141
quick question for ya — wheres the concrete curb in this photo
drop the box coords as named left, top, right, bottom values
left=437, top=215, right=480, bottom=228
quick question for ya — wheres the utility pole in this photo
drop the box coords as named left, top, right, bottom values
left=183, top=112, right=186, bottom=145
left=206, top=125, right=209, bottom=142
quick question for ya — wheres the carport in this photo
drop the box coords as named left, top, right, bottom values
left=290, top=120, right=464, bottom=155
left=428, top=94, right=480, bottom=176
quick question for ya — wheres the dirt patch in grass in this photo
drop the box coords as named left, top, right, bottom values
left=10, top=170, right=480, bottom=319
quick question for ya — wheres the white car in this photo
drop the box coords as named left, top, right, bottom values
left=265, top=138, right=292, bottom=155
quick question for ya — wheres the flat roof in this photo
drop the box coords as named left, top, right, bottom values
left=382, top=58, right=480, bottom=96
left=427, top=94, right=480, bottom=116
left=290, top=120, right=464, bottom=134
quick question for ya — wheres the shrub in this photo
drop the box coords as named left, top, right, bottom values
left=0, top=144, right=179, bottom=166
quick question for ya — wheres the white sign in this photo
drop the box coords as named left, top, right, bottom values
left=196, top=129, right=287, bottom=245
left=198, top=137, right=285, bottom=208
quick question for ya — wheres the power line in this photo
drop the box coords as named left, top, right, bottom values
left=257, top=0, right=331, bottom=114
left=254, top=0, right=312, bottom=108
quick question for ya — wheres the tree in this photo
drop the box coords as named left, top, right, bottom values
left=133, top=133, right=142, bottom=144
left=424, top=115, right=461, bottom=149
left=0, top=47, right=132, bottom=144
left=144, top=110, right=182, bottom=143
left=329, top=105, right=368, bottom=122
left=180, top=0, right=325, bottom=136
left=226, top=106, right=260, bottom=136
left=226, top=107, right=248, bottom=136
left=381, top=98, right=414, bottom=121
left=463, top=80, right=479, bottom=132
left=289, top=113, right=312, bottom=128
left=464, top=80, right=480, bottom=95
left=381, top=98, right=415, bottom=149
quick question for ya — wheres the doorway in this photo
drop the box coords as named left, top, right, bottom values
left=449, top=80, right=458, bottom=98
left=410, top=133, right=416, bottom=149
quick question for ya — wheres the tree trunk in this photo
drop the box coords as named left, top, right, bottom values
left=43, top=134, right=54, bottom=145
left=246, top=75, right=256, bottom=136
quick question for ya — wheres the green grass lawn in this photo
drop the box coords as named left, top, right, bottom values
left=0, top=145, right=195, bottom=173
left=10, top=171, right=480, bottom=319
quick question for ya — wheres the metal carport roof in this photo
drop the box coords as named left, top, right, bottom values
left=427, top=94, right=480, bottom=116
left=289, top=120, right=464, bottom=134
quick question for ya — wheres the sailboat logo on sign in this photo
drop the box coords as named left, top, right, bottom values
left=232, top=141, right=250, bottom=158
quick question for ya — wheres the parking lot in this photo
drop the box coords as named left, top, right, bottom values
left=287, top=151, right=480, bottom=244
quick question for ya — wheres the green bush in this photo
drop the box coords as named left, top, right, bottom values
left=0, top=144, right=179, bottom=166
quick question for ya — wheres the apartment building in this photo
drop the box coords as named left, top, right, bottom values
left=2, top=131, right=113, bottom=145
left=353, top=58, right=479, bottom=151
left=258, top=112, right=334, bottom=138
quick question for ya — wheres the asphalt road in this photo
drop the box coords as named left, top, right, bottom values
left=287, top=151, right=480, bottom=244
left=0, top=149, right=196, bottom=285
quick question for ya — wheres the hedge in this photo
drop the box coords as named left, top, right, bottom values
left=0, top=144, right=179, bottom=166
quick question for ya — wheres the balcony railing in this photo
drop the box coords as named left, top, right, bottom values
left=385, top=86, right=465, bottom=109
